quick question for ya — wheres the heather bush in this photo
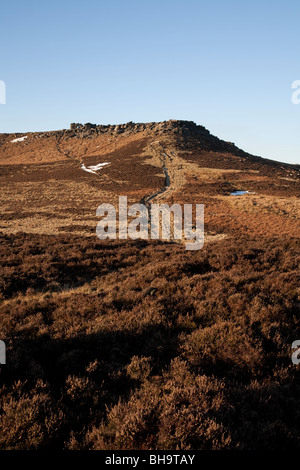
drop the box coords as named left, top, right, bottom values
left=0, top=233, right=299, bottom=449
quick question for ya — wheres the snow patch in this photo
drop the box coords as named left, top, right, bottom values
left=230, top=190, right=249, bottom=196
left=81, top=162, right=110, bottom=175
left=11, top=136, right=28, bottom=143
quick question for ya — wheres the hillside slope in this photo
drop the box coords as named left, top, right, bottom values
left=0, top=120, right=299, bottom=240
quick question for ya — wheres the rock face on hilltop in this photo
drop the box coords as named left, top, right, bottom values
left=67, top=119, right=241, bottom=155
left=69, top=119, right=211, bottom=136
left=2, top=119, right=238, bottom=153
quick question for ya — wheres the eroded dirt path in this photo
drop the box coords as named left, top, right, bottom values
left=140, top=140, right=230, bottom=244
left=140, top=141, right=190, bottom=241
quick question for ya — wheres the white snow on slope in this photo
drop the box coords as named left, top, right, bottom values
left=230, top=190, right=249, bottom=196
left=81, top=162, right=110, bottom=175
left=11, top=136, right=28, bottom=143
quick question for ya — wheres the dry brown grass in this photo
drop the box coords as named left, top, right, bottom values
left=0, top=234, right=299, bottom=449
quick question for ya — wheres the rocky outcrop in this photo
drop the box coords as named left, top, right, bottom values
left=67, top=119, right=226, bottom=147
left=68, top=119, right=210, bottom=137
left=12, top=119, right=244, bottom=157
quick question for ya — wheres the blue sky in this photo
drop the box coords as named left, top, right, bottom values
left=0, top=0, right=299, bottom=164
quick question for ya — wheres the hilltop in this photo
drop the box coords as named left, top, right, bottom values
left=0, top=119, right=299, bottom=239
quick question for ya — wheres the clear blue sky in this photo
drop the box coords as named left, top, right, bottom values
left=0, top=0, right=299, bottom=164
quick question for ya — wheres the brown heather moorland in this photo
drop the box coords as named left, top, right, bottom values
left=0, top=120, right=299, bottom=450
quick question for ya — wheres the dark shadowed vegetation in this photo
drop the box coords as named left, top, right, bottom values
left=0, top=233, right=299, bottom=450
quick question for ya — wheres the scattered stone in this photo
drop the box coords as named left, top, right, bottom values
left=143, top=286, right=158, bottom=297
